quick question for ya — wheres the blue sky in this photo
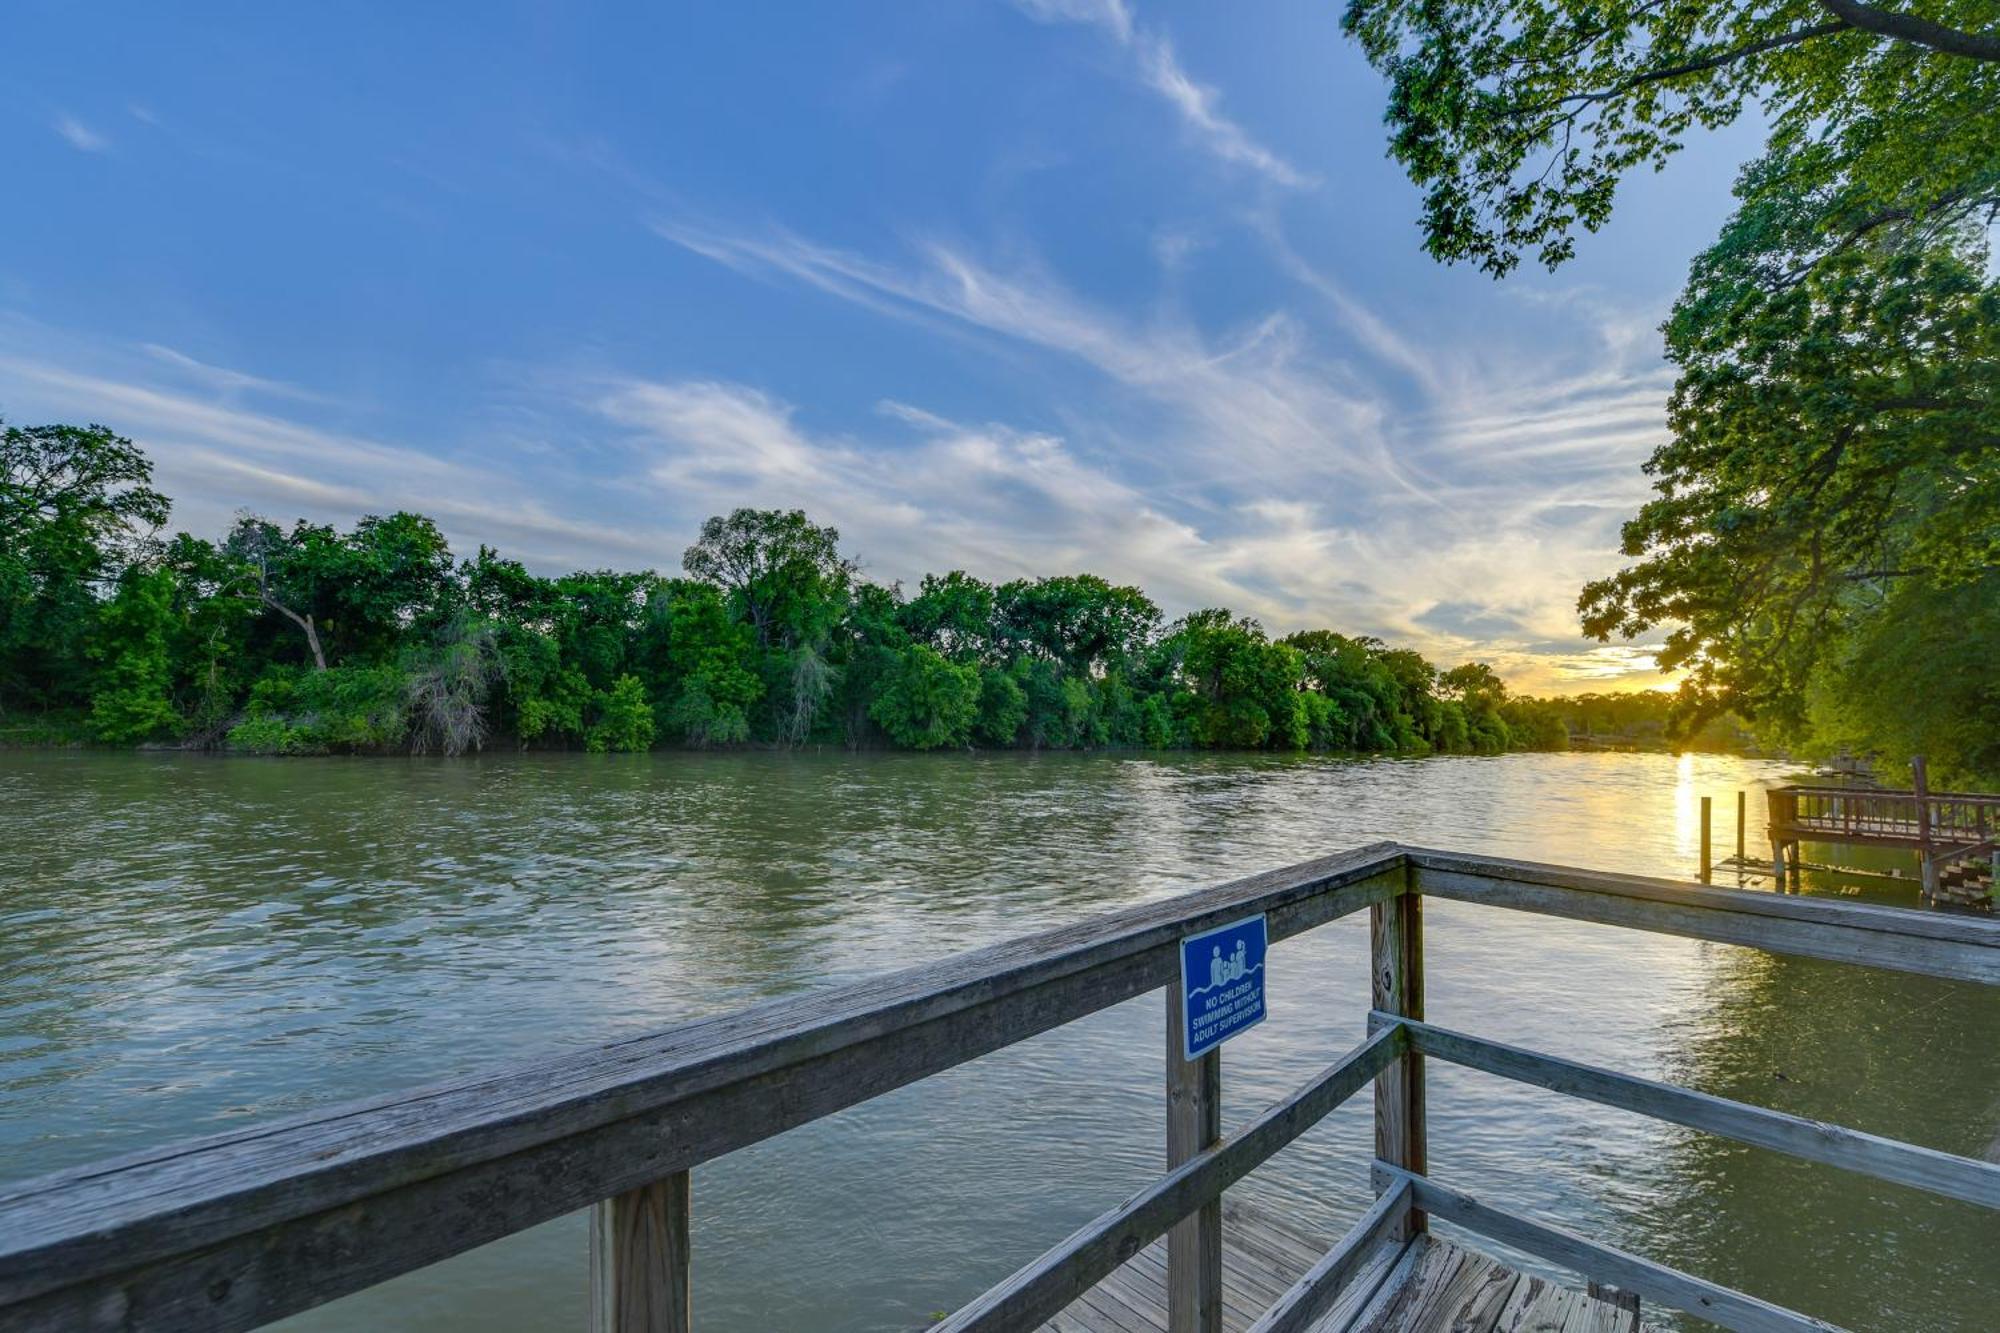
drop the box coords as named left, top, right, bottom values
left=2, top=1, right=1767, bottom=692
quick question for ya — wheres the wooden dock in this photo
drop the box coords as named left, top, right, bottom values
left=1041, top=1198, right=1641, bottom=1333
left=1767, top=773, right=1999, bottom=906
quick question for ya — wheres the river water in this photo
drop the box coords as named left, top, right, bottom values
left=2, top=750, right=1994, bottom=1331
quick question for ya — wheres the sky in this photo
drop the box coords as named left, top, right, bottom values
left=1, top=1, right=1770, bottom=694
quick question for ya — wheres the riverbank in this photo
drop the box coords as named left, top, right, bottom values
left=0, top=706, right=1764, bottom=761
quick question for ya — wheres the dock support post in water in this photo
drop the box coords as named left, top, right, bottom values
left=1914, top=755, right=1938, bottom=902
left=1699, top=797, right=1712, bottom=884
left=590, top=1171, right=691, bottom=1333
left=1736, top=791, right=1746, bottom=866
left=1165, top=988, right=1222, bottom=1333
left=1766, top=789, right=1794, bottom=892
left=1372, top=873, right=1426, bottom=1243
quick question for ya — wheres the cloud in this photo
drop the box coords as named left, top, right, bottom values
left=652, top=218, right=1413, bottom=498
left=52, top=114, right=109, bottom=153
left=0, top=332, right=682, bottom=573
left=141, top=344, right=329, bottom=404
left=1009, top=0, right=1308, bottom=188
left=646, top=211, right=1679, bottom=688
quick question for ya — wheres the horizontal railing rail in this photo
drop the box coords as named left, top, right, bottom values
left=1393, top=1016, right=2000, bottom=1210
left=2, top=843, right=1996, bottom=1332
left=1405, top=847, right=2000, bottom=983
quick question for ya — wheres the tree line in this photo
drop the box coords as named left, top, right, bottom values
left=2, top=424, right=1587, bottom=757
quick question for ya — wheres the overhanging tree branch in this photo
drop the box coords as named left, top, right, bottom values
left=1816, top=0, right=2000, bottom=61
left=1509, top=21, right=1850, bottom=117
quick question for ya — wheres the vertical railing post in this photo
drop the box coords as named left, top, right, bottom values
left=590, top=1172, right=691, bottom=1333
left=1166, top=990, right=1222, bottom=1333
left=1371, top=872, right=1425, bottom=1242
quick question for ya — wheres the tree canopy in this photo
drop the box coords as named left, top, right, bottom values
left=1341, top=0, right=1999, bottom=274
left=1346, top=0, right=2000, bottom=784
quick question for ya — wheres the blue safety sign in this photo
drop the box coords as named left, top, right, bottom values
left=1179, top=913, right=1268, bottom=1060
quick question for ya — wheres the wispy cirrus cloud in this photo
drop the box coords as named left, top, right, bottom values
left=646, top=210, right=1676, bottom=690
left=651, top=217, right=1417, bottom=500
left=0, top=328, right=679, bottom=572
left=52, top=114, right=109, bottom=153
left=1010, top=0, right=1310, bottom=189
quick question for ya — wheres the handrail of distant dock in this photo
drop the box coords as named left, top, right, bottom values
left=0, top=844, right=1995, bottom=1333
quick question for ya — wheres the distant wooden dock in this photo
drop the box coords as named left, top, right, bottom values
left=2, top=845, right=1996, bottom=1333
left=1042, top=1198, right=1640, bottom=1333
left=1768, top=767, right=1999, bottom=906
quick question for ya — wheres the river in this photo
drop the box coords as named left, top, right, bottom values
left=2, top=750, right=1994, bottom=1331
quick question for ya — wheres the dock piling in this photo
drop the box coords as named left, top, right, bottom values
left=1736, top=791, right=1746, bottom=866
left=1699, top=797, right=1712, bottom=884
left=1913, top=756, right=1938, bottom=901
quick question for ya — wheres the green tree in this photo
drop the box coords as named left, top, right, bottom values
left=1580, top=162, right=1998, bottom=748
left=902, top=571, right=998, bottom=661
left=869, top=644, right=981, bottom=750
left=1, top=421, right=170, bottom=714
left=682, top=508, right=855, bottom=651
left=87, top=566, right=181, bottom=742
left=1341, top=0, right=1999, bottom=276
left=1803, top=572, right=2000, bottom=787
left=1168, top=610, right=1309, bottom=750
left=975, top=664, right=1028, bottom=746
left=404, top=615, right=504, bottom=756
left=994, top=574, right=1160, bottom=672
left=588, top=675, right=657, bottom=753
left=223, top=512, right=454, bottom=670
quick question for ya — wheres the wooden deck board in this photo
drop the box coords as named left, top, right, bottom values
left=1032, top=1202, right=1641, bottom=1333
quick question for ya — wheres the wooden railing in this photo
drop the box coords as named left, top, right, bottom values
left=1772, top=786, right=2000, bottom=850
left=1, top=844, right=1996, bottom=1333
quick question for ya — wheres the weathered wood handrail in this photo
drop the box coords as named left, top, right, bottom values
left=1391, top=1016, right=2000, bottom=1210
left=2, top=843, right=1996, bottom=1332
left=0, top=846, right=1405, bottom=1331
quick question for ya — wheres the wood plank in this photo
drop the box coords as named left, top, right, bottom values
left=1042, top=1202, right=1334, bottom=1333
left=1317, top=1237, right=1430, bottom=1333
left=588, top=1171, right=690, bottom=1333
left=935, top=1026, right=1404, bottom=1333
left=1352, top=1240, right=1513, bottom=1333
left=1496, top=1277, right=1611, bottom=1333
left=1375, top=1165, right=1845, bottom=1333
left=1399, top=1016, right=2000, bottom=1210
left=1407, top=850, right=2000, bottom=984
left=1119, top=1242, right=1279, bottom=1331
left=0, top=847, right=1407, bottom=1332
left=1244, top=1182, right=1411, bottom=1333
left=1304, top=1235, right=1410, bottom=1333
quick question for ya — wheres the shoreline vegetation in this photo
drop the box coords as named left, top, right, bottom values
left=1, top=425, right=1758, bottom=762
